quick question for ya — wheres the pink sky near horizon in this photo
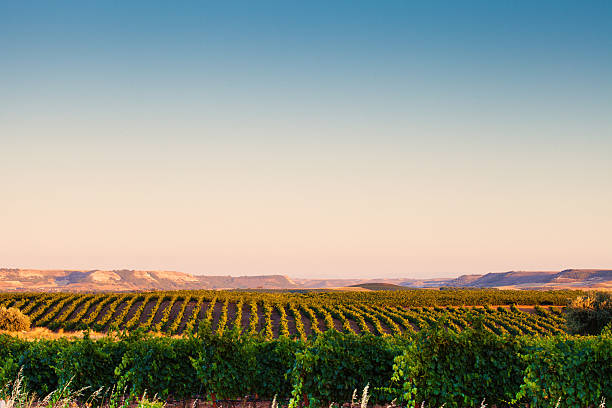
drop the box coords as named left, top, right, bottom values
left=1, top=119, right=611, bottom=279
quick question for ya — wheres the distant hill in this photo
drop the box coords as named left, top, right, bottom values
left=349, top=282, right=410, bottom=291
left=309, top=269, right=611, bottom=290
left=0, top=269, right=297, bottom=292
left=0, top=268, right=609, bottom=292
left=403, top=269, right=612, bottom=290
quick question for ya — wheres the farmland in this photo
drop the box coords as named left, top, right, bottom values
left=1, top=289, right=611, bottom=407
left=0, top=289, right=580, bottom=337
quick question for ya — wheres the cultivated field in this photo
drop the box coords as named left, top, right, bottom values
left=0, top=289, right=578, bottom=337
left=1, top=289, right=610, bottom=407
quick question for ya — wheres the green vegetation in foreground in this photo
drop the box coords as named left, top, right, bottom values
left=0, top=289, right=581, bottom=337
left=0, top=323, right=610, bottom=408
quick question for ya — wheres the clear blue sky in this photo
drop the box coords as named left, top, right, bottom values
left=1, top=1, right=611, bottom=278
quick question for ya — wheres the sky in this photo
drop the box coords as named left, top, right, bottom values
left=1, top=1, right=611, bottom=279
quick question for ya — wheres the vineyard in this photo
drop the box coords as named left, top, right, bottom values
left=0, top=289, right=578, bottom=337
left=1, top=289, right=610, bottom=407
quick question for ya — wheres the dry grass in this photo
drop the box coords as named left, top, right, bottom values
left=0, top=371, right=164, bottom=408
left=0, top=328, right=108, bottom=341
left=0, top=328, right=184, bottom=341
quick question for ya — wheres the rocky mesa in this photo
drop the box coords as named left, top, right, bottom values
left=0, top=268, right=610, bottom=292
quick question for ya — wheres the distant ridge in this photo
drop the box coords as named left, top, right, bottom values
left=0, top=269, right=297, bottom=292
left=0, top=268, right=610, bottom=292
left=436, top=269, right=612, bottom=289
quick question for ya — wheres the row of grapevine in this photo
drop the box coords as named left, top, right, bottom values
left=183, top=296, right=204, bottom=333
left=153, top=294, right=178, bottom=332
left=300, top=304, right=322, bottom=335
left=2, top=328, right=608, bottom=407
left=48, top=295, right=93, bottom=330
left=125, top=294, right=154, bottom=330
left=62, top=295, right=102, bottom=330
left=168, top=295, right=191, bottom=334
left=216, top=298, right=229, bottom=336
left=28, top=294, right=67, bottom=323
left=21, top=294, right=49, bottom=314
left=110, top=295, right=140, bottom=329
left=325, top=304, right=353, bottom=333
left=140, top=295, right=164, bottom=331
left=276, top=302, right=290, bottom=337
left=205, top=295, right=217, bottom=324
left=232, top=298, right=244, bottom=334
left=263, top=300, right=274, bottom=339
left=35, top=294, right=77, bottom=326
left=248, top=300, right=258, bottom=335
left=79, top=295, right=117, bottom=328
left=93, top=294, right=128, bottom=330
left=364, top=304, right=402, bottom=335
left=288, top=302, right=306, bottom=340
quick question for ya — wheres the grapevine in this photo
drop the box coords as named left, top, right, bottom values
left=248, top=300, right=259, bottom=335
left=216, top=298, right=229, bottom=336
left=168, top=295, right=192, bottom=334
left=277, top=302, right=290, bottom=337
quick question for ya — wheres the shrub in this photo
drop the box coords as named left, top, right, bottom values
left=565, top=291, right=612, bottom=335
left=0, top=307, right=31, bottom=331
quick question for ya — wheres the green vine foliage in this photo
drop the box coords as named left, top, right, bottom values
left=54, top=332, right=126, bottom=399
left=190, top=322, right=255, bottom=400
left=516, top=329, right=612, bottom=407
left=114, top=331, right=200, bottom=399
left=251, top=336, right=304, bottom=399
left=390, top=322, right=525, bottom=408
left=16, top=339, right=67, bottom=396
left=0, top=335, right=24, bottom=389
left=191, top=323, right=304, bottom=401
left=289, top=330, right=406, bottom=406
left=0, top=327, right=610, bottom=407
